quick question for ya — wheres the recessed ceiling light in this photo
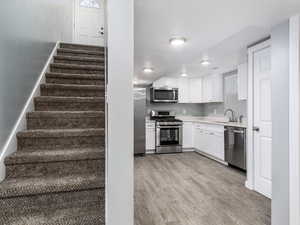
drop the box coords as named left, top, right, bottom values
left=143, top=67, right=154, bottom=73
left=169, top=37, right=186, bottom=46
left=200, top=59, right=211, bottom=66
left=181, top=73, right=188, bottom=77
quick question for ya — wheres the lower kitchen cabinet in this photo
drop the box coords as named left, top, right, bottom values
left=183, top=122, right=225, bottom=161
left=182, top=122, right=194, bottom=148
left=146, top=122, right=156, bottom=152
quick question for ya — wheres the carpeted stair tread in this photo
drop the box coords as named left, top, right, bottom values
left=57, top=48, right=104, bottom=58
left=54, top=55, right=105, bottom=63
left=34, top=96, right=105, bottom=111
left=26, top=111, right=105, bottom=129
left=5, top=147, right=105, bottom=165
left=60, top=42, right=105, bottom=51
left=35, top=96, right=105, bottom=103
left=2, top=205, right=104, bottom=225
left=50, top=63, right=105, bottom=71
left=17, top=128, right=104, bottom=138
left=40, top=83, right=105, bottom=91
left=27, top=111, right=104, bottom=119
left=0, top=173, right=104, bottom=198
left=46, top=72, right=105, bottom=80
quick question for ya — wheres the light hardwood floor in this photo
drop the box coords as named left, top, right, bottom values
left=135, top=152, right=271, bottom=225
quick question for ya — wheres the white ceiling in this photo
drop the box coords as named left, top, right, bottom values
left=134, top=0, right=300, bottom=84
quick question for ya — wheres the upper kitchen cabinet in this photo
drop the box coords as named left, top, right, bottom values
left=202, top=74, right=223, bottom=103
left=189, top=78, right=203, bottom=103
left=152, top=77, right=178, bottom=88
left=237, top=63, right=248, bottom=100
left=178, top=77, right=190, bottom=103
left=152, top=74, right=223, bottom=104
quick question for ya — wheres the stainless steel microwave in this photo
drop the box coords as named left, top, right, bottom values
left=150, top=87, right=178, bottom=103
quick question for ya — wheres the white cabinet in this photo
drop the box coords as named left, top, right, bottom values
left=152, top=75, right=223, bottom=104
left=152, top=77, right=178, bottom=88
left=146, top=121, right=156, bottom=152
left=182, top=122, right=194, bottom=148
left=178, top=78, right=190, bottom=103
left=211, top=74, right=223, bottom=102
left=189, top=78, right=203, bottom=103
left=193, top=123, right=225, bottom=161
left=202, top=74, right=223, bottom=103
left=237, top=63, right=248, bottom=100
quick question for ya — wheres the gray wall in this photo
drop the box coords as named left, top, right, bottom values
left=0, top=1, right=73, bottom=153
left=271, top=21, right=290, bottom=225
left=202, top=71, right=247, bottom=119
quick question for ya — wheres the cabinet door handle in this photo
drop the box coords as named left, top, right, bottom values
left=253, top=126, right=260, bottom=132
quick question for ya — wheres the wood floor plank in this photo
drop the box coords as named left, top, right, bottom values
left=134, top=152, right=271, bottom=225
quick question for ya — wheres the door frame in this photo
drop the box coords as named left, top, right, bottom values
left=246, top=39, right=271, bottom=195
left=72, top=0, right=77, bottom=43
left=289, top=15, right=300, bottom=225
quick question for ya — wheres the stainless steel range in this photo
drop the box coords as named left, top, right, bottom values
left=150, top=111, right=183, bottom=154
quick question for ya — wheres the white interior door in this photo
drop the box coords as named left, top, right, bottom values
left=253, top=46, right=272, bottom=198
left=74, top=0, right=105, bottom=46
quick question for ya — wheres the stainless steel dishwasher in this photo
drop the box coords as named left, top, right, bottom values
left=224, top=126, right=246, bottom=170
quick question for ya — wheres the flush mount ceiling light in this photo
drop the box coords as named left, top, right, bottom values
left=143, top=67, right=154, bottom=73
left=200, top=59, right=211, bottom=66
left=169, top=37, right=186, bottom=46
left=181, top=73, right=188, bottom=77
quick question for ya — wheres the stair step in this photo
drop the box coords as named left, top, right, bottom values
left=50, top=63, right=104, bottom=74
left=40, top=83, right=105, bottom=97
left=6, top=147, right=105, bottom=164
left=2, top=206, right=104, bottom=225
left=34, top=96, right=105, bottom=111
left=57, top=48, right=104, bottom=58
left=17, top=128, right=105, bottom=151
left=60, top=42, right=105, bottom=52
left=54, top=55, right=105, bottom=66
left=0, top=189, right=104, bottom=225
left=27, top=111, right=105, bottom=129
left=5, top=148, right=105, bottom=178
left=46, top=72, right=105, bottom=85
left=0, top=173, right=104, bottom=198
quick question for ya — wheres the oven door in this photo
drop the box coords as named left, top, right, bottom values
left=151, top=88, right=178, bottom=103
left=156, top=125, right=182, bottom=153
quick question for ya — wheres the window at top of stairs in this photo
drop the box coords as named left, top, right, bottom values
left=80, top=0, right=100, bottom=9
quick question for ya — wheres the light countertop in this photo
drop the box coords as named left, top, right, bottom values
left=176, top=116, right=247, bottom=128
left=146, top=116, right=247, bottom=128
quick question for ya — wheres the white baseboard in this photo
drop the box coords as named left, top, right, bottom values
left=0, top=41, right=60, bottom=182
left=145, top=150, right=155, bottom=154
left=182, top=148, right=195, bottom=152
left=245, top=180, right=254, bottom=190
left=194, top=149, right=228, bottom=166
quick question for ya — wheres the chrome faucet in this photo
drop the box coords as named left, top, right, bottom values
left=224, top=109, right=236, bottom=122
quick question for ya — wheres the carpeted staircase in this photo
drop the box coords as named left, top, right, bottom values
left=0, top=43, right=105, bottom=225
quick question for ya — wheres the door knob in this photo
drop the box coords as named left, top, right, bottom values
left=253, top=126, right=260, bottom=132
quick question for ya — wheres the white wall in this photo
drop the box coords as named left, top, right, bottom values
left=289, top=15, right=300, bottom=225
left=0, top=0, right=73, bottom=158
left=271, top=20, right=290, bottom=225
left=106, top=0, right=134, bottom=225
